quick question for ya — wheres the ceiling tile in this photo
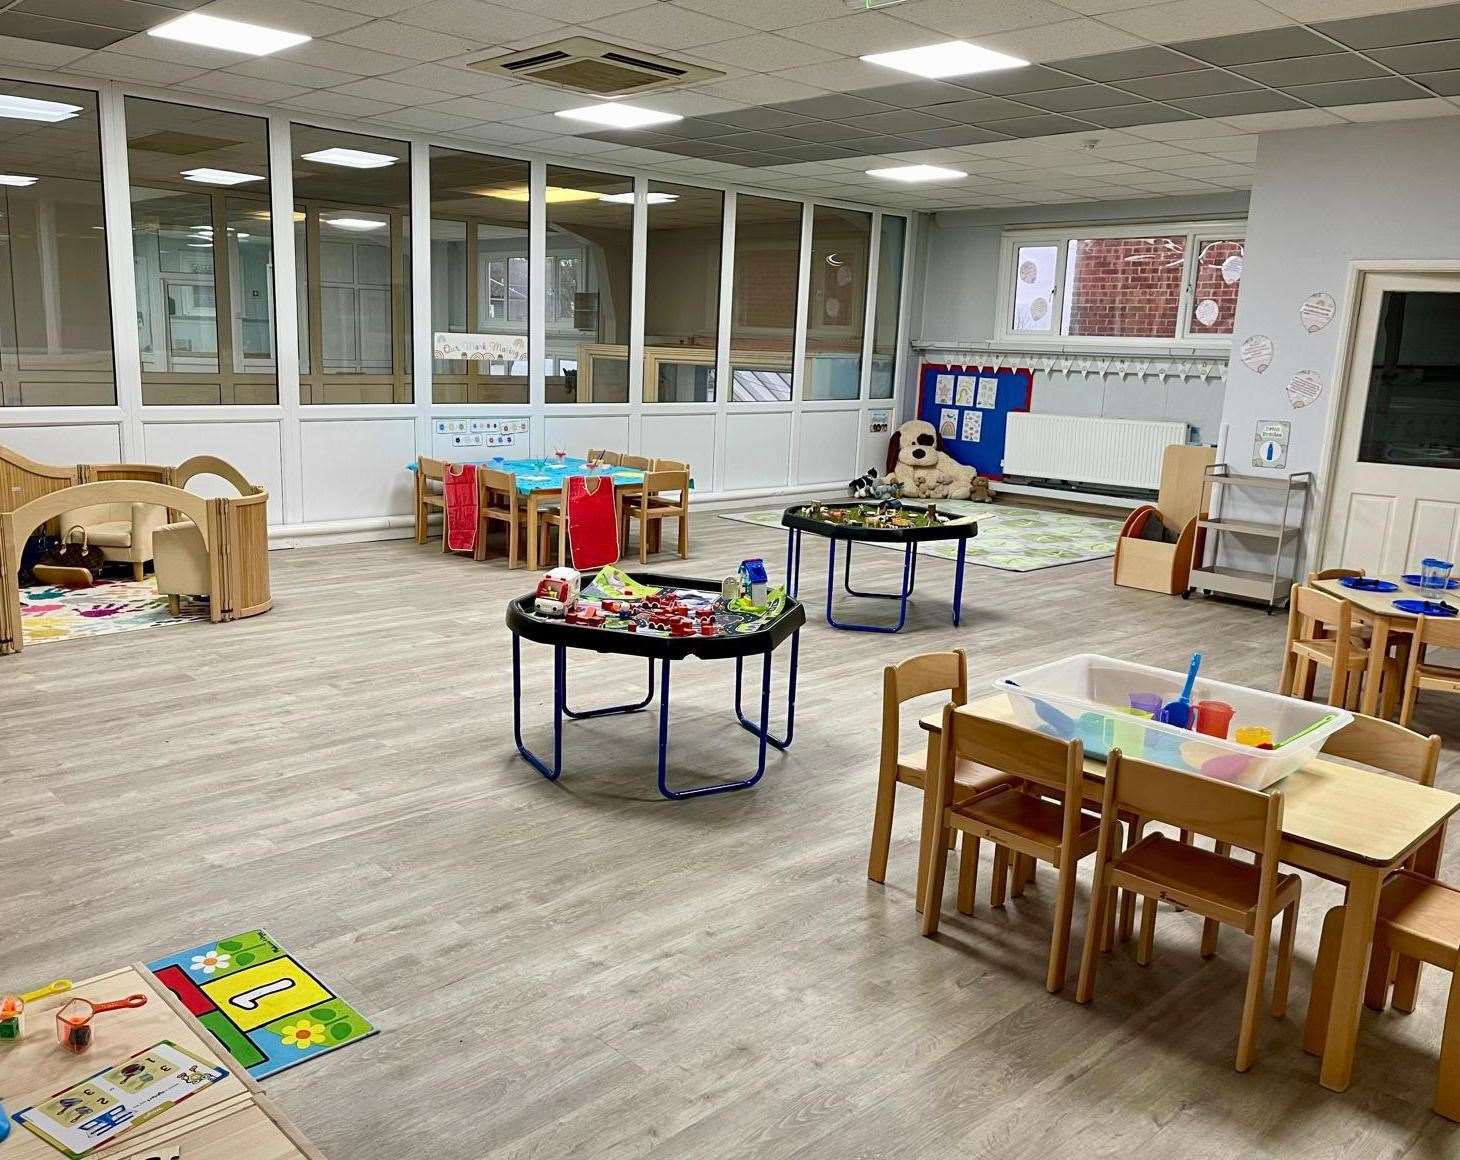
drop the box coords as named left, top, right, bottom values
left=773, top=57, right=902, bottom=91
left=0, top=12, right=127, bottom=50
left=1217, top=107, right=1341, bottom=129
left=691, top=33, right=838, bottom=70
left=225, top=56, right=361, bottom=88
left=331, top=19, right=481, bottom=60
left=1315, top=4, right=1460, bottom=49
left=380, top=62, right=519, bottom=95
left=481, top=0, right=642, bottom=20
left=705, top=106, right=814, bottom=130
left=424, top=95, right=530, bottom=121
left=780, top=10, right=925, bottom=55
left=978, top=113, right=1095, bottom=137
left=199, top=0, right=370, bottom=37
left=298, top=0, right=419, bottom=12
left=841, top=109, right=959, bottom=135
left=777, top=120, right=877, bottom=143
left=668, top=0, right=847, bottom=33
left=1281, top=75, right=1432, bottom=105
left=101, top=29, right=246, bottom=68
left=22, top=0, right=180, bottom=34
left=773, top=93, right=897, bottom=119
left=857, top=80, right=981, bottom=109
left=696, top=74, right=828, bottom=106
left=1100, top=0, right=1290, bottom=42
left=954, top=64, right=1087, bottom=95
left=892, top=0, right=1075, bottom=38
left=1171, top=90, right=1306, bottom=115
left=1081, top=104, right=1199, bottom=127
left=709, top=129, right=804, bottom=150
left=973, top=19, right=1146, bottom=64
left=1333, top=94, right=1460, bottom=119
left=1168, top=26, right=1338, bottom=66
left=1369, top=39, right=1460, bottom=74
left=1020, top=83, right=1150, bottom=111
left=1231, top=53, right=1387, bottom=85
left=931, top=96, right=1040, bottom=123
left=70, top=49, right=204, bottom=81
left=715, top=150, right=790, bottom=167
left=1115, top=69, right=1259, bottom=99
left=276, top=39, right=416, bottom=76
left=896, top=125, right=1013, bottom=147
left=772, top=142, right=867, bottom=162
left=449, top=121, right=546, bottom=144
left=1416, top=67, right=1460, bottom=94
left=275, top=89, right=403, bottom=118
left=840, top=133, right=920, bottom=153
left=581, top=4, right=753, bottom=50
left=371, top=105, right=482, bottom=130
left=1052, top=47, right=1205, bottom=82
left=172, top=71, right=312, bottom=101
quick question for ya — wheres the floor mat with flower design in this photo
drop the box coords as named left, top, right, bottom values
left=146, top=929, right=376, bottom=1081
left=18, top=576, right=205, bottom=647
left=718, top=501, right=1122, bottom=572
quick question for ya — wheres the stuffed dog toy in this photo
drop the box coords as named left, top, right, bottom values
left=886, top=418, right=976, bottom=500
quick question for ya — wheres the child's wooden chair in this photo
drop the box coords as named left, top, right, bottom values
left=622, top=465, right=690, bottom=562
left=866, top=650, right=1016, bottom=905
left=477, top=467, right=529, bottom=567
left=1401, top=614, right=1460, bottom=727
left=1076, top=749, right=1301, bottom=1071
left=1307, top=872, right=1460, bottom=1120
left=1279, top=584, right=1399, bottom=710
left=1322, top=711, right=1441, bottom=787
left=413, top=457, right=447, bottom=549
left=920, top=711, right=1099, bottom=994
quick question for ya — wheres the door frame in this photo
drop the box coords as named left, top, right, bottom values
left=1313, top=258, right=1460, bottom=567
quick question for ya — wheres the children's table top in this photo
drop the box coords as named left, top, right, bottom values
left=409, top=456, right=647, bottom=495
left=782, top=500, right=979, bottom=543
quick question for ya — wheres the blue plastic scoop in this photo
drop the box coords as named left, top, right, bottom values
left=1159, top=652, right=1202, bottom=729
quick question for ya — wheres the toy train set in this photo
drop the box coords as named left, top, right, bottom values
left=531, top=563, right=784, bottom=639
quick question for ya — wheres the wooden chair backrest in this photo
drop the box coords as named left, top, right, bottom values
left=587, top=448, right=607, bottom=462
left=1157, top=444, right=1215, bottom=528
left=1104, top=749, right=1279, bottom=854
left=479, top=468, right=518, bottom=509
left=946, top=710, right=1082, bottom=795
left=620, top=453, right=651, bottom=470
left=1290, top=583, right=1351, bottom=638
left=881, top=650, right=966, bottom=772
left=599, top=451, right=622, bottom=465
left=1412, top=613, right=1460, bottom=657
left=641, top=468, right=689, bottom=498
left=418, top=457, right=447, bottom=483
left=1322, top=712, right=1440, bottom=786
left=1308, top=567, right=1363, bottom=583
left=653, top=457, right=689, bottom=472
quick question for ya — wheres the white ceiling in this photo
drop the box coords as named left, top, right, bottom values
left=3, top=0, right=1459, bottom=212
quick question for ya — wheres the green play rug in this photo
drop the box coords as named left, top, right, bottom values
left=719, top=502, right=1121, bottom=573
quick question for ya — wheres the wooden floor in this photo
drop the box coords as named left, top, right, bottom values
left=7, top=508, right=1460, bottom=1158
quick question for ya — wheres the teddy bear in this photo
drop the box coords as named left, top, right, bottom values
left=886, top=418, right=976, bottom=500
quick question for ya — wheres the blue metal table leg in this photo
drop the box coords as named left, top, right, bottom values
left=733, top=629, right=799, bottom=749
left=842, top=538, right=918, bottom=599
left=513, top=634, right=563, bottom=781
left=952, top=537, right=968, bottom=627
left=563, top=655, right=656, bottom=718
left=657, top=654, right=772, bottom=800
left=825, top=538, right=913, bottom=632
left=785, top=526, right=801, bottom=597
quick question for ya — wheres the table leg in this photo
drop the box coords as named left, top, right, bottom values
left=786, top=527, right=801, bottom=598
left=512, top=635, right=563, bottom=781
left=953, top=537, right=967, bottom=627
left=733, top=629, right=798, bottom=749
left=657, top=653, right=773, bottom=800
left=526, top=494, right=541, bottom=572
left=826, top=539, right=913, bottom=632
left=915, top=725, right=943, bottom=914
left=1361, top=616, right=1390, bottom=717
left=563, top=654, right=656, bottom=718
left=1320, top=865, right=1385, bottom=1091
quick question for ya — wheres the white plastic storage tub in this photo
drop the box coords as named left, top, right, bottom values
left=994, top=654, right=1351, bottom=790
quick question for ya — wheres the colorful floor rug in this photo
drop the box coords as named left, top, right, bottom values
left=719, top=502, right=1122, bottom=573
left=147, top=929, right=376, bottom=1081
left=17, top=576, right=204, bottom=646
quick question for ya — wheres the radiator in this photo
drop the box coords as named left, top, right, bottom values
left=1001, top=415, right=1189, bottom=491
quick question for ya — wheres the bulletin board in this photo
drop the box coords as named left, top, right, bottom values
left=917, top=363, right=1033, bottom=479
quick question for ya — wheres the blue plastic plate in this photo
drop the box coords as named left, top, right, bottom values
left=1339, top=577, right=1398, bottom=592
left=1401, top=574, right=1459, bottom=589
left=1393, top=598, right=1459, bottom=616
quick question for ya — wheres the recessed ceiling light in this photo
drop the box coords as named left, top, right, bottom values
left=861, top=39, right=1026, bottom=79
left=866, top=164, right=967, bottom=182
left=555, top=103, right=682, bottom=129
left=0, top=94, right=81, bottom=122
left=325, top=217, right=387, bottom=231
left=478, top=185, right=601, bottom=204
left=0, top=175, right=37, bottom=186
left=597, top=191, right=677, bottom=204
left=300, top=147, right=397, bottom=169
left=149, top=13, right=309, bottom=56
left=181, top=168, right=265, bottom=186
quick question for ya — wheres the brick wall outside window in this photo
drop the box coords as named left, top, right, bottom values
left=1065, top=235, right=1185, bottom=338
left=1189, top=238, right=1244, bottom=335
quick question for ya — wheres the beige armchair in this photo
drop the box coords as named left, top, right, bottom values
left=57, top=501, right=168, bottom=581
left=153, top=520, right=209, bottom=615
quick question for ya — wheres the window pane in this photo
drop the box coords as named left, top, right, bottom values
left=292, top=125, right=410, bottom=404
left=1359, top=291, right=1460, bottom=468
left=1062, top=235, right=1184, bottom=339
left=127, top=98, right=274, bottom=405
left=545, top=166, right=632, bottom=404
left=1189, top=237, right=1243, bottom=336
left=1011, top=244, right=1056, bottom=334
left=806, top=206, right=869, bottom=401
left=430, top=147, right=529, bottom=404
left=0, top=79, right=114, bottom=406
left=730, top=195, right=800, bottom=403
left=870, top=214, right=905, bottom=400
left=645, top=181, right=721, bottom=403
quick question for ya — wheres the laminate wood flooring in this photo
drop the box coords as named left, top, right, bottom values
left=5, top=509, right=1460, bottom=1158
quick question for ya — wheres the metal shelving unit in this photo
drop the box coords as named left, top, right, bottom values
left=1189, top=464, right=1312, bottom=612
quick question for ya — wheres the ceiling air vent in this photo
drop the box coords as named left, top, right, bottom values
left=469, top=37, right=723, bottom=97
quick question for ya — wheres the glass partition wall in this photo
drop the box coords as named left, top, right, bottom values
left=870, top=214, right=905, bottom=400
left=729, top=195, right=801, bottom=403
left=429, top=147, right=530, bottom=404
left=644, top=181, right=721, bottom=403
left=806, top=206, right=870, bottom=401
left=292, top=125, right=411, bottom=404
left=0, top=79, right=114, bottom=406
left=128, top=98, right=276, bottom=405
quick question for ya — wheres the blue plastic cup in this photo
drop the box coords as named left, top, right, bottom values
left=1422, top=557, right=1454, bottom=597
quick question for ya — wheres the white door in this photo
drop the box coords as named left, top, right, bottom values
left=1322, top=271, right=1460, bottom=574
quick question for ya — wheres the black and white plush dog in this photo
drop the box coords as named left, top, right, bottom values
left=848, top=467, right=881, bottom=498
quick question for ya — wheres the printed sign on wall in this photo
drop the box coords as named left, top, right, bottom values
left=1252, top=419, right=1290, bottom=469
left=1300, top=292, right=1336, bottom=333
left=1287, top=369, right=1324, bottom=409
left=432, top=332, right=528, bottom=362
left=1239, top=334, right=1273, bottom=374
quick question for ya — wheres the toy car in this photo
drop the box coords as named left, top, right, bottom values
left=534, top=567, right=581, bottom=617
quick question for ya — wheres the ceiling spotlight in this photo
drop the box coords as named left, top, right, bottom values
left=0, top=174, right=37, bottom=186
left=181, top=168, right=265, bottom=186
left=555, top=103, right=682, bottom=129
left=865, top=164, right=967, bottom=182
left=149, top=13, right=310, bottom=56
left=0, top=93, right=81, bottom=122
left=301, top=148, right=397, bottom=169
left=862, top=39, right=1027, bottom=79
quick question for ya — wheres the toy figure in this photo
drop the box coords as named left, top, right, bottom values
left=738, top=558, right=768, bottom=606
left=534, top=567, right=581, bottom=617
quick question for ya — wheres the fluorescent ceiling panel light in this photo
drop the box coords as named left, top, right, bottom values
left=0, top=94, right=81, bottom=122
left=149, top=13, right=309, bottom=56
left=325, top=217, right=387, bottom=231
left=865, top=164, right=967, bottom=182
left=300, top=147, right=396, bottom=169
left=0, top=175, right=37, bottom=186
left=861, top=39, right=1026, bottom=79
left=181, top=168, right=264, bottom=186
left=555, top=103, right=681, bottom=129
left=479, top=185, right=601, bottom=204
left=598, top=191, right=677, bottom=204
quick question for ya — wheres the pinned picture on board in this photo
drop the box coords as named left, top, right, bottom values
left=933, top=373, right=954, bottom=405
left=1287, top=368, right=1324, bottom=409
left=1300, top=292, right=1336, bottom=333
left=961, top=410, right=983, bottom=443
left=976, top=377, right=998, bottom=408
left=939, top=408, right=959, bottom=439
left=1239, top=334, right=1274, bottom=374
left=955, top=376, right=975, bottom=406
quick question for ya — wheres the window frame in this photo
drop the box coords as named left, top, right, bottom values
left=994, top=219, right=1246, bottom=350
